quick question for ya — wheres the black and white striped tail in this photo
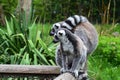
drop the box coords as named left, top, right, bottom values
left=62, top=15, right=88, bottom=30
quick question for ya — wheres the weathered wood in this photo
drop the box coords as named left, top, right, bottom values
left=54, top=73, right=76, bottom=80
left=0, top=65, right=76, bottom=80
left=0, top=65, right=60, bottom=74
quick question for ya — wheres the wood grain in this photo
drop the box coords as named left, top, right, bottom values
left=0, top=65, right=60, bottom=74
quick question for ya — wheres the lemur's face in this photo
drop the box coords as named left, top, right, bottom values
left=56, top=30, right=66, bottom=40
left=49, top=23, right=61, bottom=36
left=53, top=29, right=66, bottom=43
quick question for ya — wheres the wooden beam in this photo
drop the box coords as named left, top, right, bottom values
left=0, top=65, right=60, bottom=74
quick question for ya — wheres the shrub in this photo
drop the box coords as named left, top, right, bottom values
left=93, top=36, right=120, bottom=66
left=88, top=56, right=120, bottom=80
left=0, top=15, right=56, bottom=65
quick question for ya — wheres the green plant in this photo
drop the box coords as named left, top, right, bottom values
left=93, top=36, right=120, bottom=66
left=0, top=0, right=17, bottom=15
left=0, top=15, right=56, bottom=65
left=88, top=56, right=120, bottom=80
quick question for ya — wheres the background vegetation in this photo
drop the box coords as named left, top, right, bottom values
left=0, top=0, right=120, bottom=25
left=0, top=0, right=120, bottom=80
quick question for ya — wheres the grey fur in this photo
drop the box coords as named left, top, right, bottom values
left=54, top=28, right=87, bottom=79
left=50, top=15, right=98, bottom=54
left=50, top=15, right=98, bottom=80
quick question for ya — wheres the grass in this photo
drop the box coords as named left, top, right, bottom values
left=95, top=23, right=120, bottom=36
left=88, top=56, right=120, bottom=80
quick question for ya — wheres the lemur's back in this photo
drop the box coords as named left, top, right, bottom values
left=74, top=21, right=98, bottom=54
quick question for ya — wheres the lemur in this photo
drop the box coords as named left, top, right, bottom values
left=50, top=15, right=98, bottom=55
left=54, top=28, right=88, bottom=80
left=50, top=15, right=98, bottom=79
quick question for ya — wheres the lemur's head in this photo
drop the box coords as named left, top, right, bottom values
left=53, top=28, right=76, bottom=44
left=49, top=15, right=83, bottom=36
left=49, top=23, right=62, bottom=36
left=53, top=28, right=67, bottom=43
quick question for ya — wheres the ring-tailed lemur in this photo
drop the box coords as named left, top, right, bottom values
left=50, top=15, right=98, bottom=55
left=54, top=28, right=88, bottom=80
left=50, top=15, right=98, bottom=80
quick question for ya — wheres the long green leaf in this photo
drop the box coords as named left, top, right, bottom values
left=5, top=17, right=13, bottom=36
left=28, top=40, right=49, bottom=65
left=33, top=54, right=38, bottom=65
left=38, top=37, right=50, bottom=53
left=12, top=33, right=27, bottom=44
left=4, top=34, right=18, bottom=52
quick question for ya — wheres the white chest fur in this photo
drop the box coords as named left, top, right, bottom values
left=62, top=40, right=74, bottom=54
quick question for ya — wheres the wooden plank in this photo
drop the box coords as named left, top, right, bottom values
left=0, top=65, right=60, bottom=74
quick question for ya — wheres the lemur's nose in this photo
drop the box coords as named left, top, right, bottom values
left=58, top=32, right=63, bottom=36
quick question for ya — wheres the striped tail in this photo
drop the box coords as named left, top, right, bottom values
left=62, top=15, right=88, bottom=30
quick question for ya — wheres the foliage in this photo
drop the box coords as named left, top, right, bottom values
left=88, top=56, right=120, bottom=80
left=0, top=19, right=120, bottom=79
left=93, top=36, right=120, bottom=66
left=0, top=15, right=56, bottom=65
left=0, top=0, right=120, bottom=24
left=0, top=0, right=17, bottom=16
left=111, top=23, right=120, bottom=33
left=0, top=0, right=120, bottom=79
left=32, top=0, right=120, bottom=23
left=95, top=23, right=120, bottom=36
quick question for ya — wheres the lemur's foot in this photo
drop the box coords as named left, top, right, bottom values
left=78, top=72, right=88, bottom=80
left=60, top=68, right=69, bottom=73
left=68, top=70, right=79, bottom=78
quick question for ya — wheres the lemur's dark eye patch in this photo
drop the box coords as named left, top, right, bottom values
left=55, top=25, right=59, bottom=29
left=62, top=26, right=66, bottom=28
left=53, top=35, right=59, bottom=43
left=49, top=28, right=55, bottom=36
left=55, top=35, right=59, bottom=40
left=52, top=28, right=55, bottom=32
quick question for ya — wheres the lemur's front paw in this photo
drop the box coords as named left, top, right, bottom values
left=73, top=70, right=79, bottom=77
left=60, top=68, right=66, bottom=73
left=69, top=70, right=79, bottom=78
left=60, top=68, right=70, bottom=74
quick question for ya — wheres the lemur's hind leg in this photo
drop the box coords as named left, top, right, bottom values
left=55, top=45, right=62, bottom=67
left=56, top=45, right=70, bottom=73
left=60, top=54, right=69, bottom=73
left=70, top=48, right=87, bottom=78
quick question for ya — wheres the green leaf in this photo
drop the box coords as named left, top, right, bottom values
left=5, top=17, right=13, bottom=36
left=49, top=59, right=56, bottom=66
left=33, top=54, right=38, bottom=65
left=28, top=40, right=49, bottom=65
